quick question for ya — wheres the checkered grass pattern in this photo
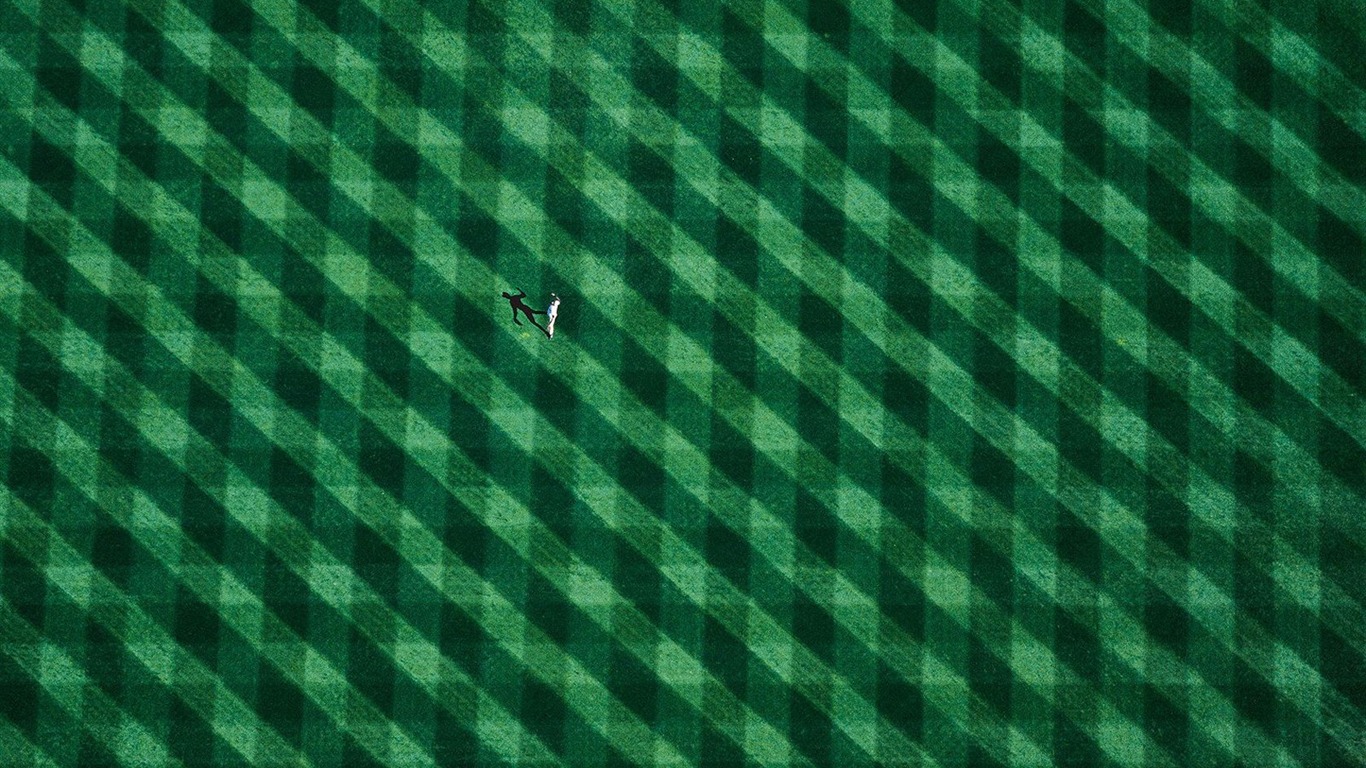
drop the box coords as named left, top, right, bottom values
left=1, top=0, right=1362, bottom=764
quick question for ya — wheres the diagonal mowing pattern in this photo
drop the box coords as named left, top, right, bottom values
left=0, top=488, right=312, bottom=767
left=0, top=16, right=828, bottom=763
left=7, top=33, right=1062, bottom=767
left=646, top=0, right=1366, bottom=686
left=493, top=4, right=1364, bottom=761
left=487, top=0, right=1364, bottom=641
left=0, top=595, right=184, bottom=768
left=0, top=715, right=59, bottom=768
left=1059, top=0, right=1366, bottom=246
left=1192, top=0, right=1366, bottom=144
left=88, top=0, right=1016, bottom=754
left=1, top=0, right=1362, bottom=763
left=0, top=351, right=565, bottom=766
left=740, top=0, right=1366, bottom=449
left=378, top=0, right=1336, bottom=764
left=0, top=200, right=557, bottom=767
left=0, top=159, right=701, bottom=765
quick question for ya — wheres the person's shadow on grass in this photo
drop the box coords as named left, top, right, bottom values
left=501, top=290, right=549, bottom=338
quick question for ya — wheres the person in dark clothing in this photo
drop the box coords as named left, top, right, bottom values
left=501, top=290, right=549, bottom=337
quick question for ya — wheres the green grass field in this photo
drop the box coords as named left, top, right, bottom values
left=0, top=0, right=1363, bottom=764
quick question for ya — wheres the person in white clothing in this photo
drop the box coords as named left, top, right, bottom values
left=545, top=293, right=560, bottom=339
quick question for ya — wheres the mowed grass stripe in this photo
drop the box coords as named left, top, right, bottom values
left=0, top=162, right=597, bottom=767
left=1062, top=0, right=1366, bottom=244
left=788, top=0, right=1366, bottom=447
left=894, top=0, right=1366, bottom=339
left=0, top=26, right=793, bottom=764
left=120, top=5, right=1031, bottom=761
left=593, top=0, right=1353, bottom=554
left=719, top=0, right=1365, bottom=521
left=1196, top=0, right=1366, bottom=144
left=0, top=715, right=60, bottom=768
left=938, top=0, right=1366, bottom=342
left=256, top=0, right=1344, bottom=759
left=593, top=0, right=1366, bottom=675
left=0, top=348, right=561, bottom=768
left=0, top=595, right=183, bottom=768
left=363, top=1, right=1152, bottom=759
left=739, top=2, right=1366, bottom=756
left=717, top=0, right=1366, bottom=754
left=576, top=0, right=1363, bottom=576
left=410, top=0, right=1225, bottom=763
left=16, top=0, right=1360, bottom=759
left=147, top=0, right=943, bottom=759
left=581, top=0, right=1366, bottom=755
left=28, top=8, right=824, bottom=763
left=890, top=0, right=1366, bottom=501
left=475, top=0, right=1273, bottom=754
left=462, top=2, right=1344, bottom=764
left=0, top=490, right=310, bottom=767
left=762, top=0, right=1366, bottom=624
left=26, top=2, right=1360, bottom=759
left=5, top=186, right=694, bottom=765
left=37, top=1, right=902, bottom=759
left=253, top=0, right=1195, bottom=756
left=258, top=1, right=1109, bottom=759
left=969, top=0, right=1366, bottom=524
left=688, top=0, right=1366, bottom=639
left=10, top=2, right=1349, bottom=759
left=726, top=0, right=1366, bottom=453
left=0, top=202, right=480, bottom=768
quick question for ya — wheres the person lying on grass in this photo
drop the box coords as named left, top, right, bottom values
left=546, top=293, right=560, bottom=339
